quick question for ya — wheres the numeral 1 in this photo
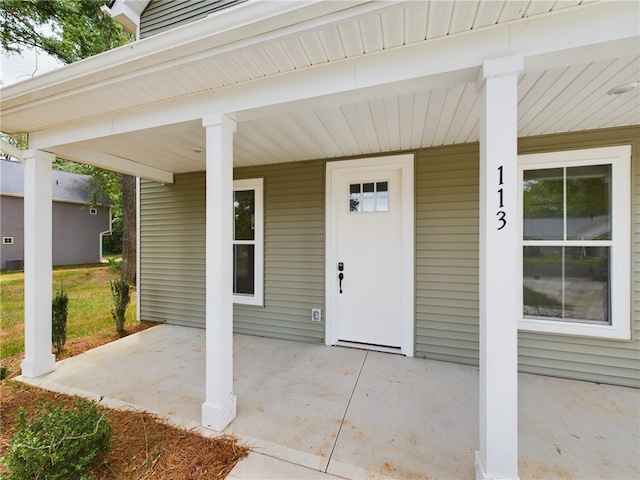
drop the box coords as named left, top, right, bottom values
left=497, top=165, right=506, bottom=230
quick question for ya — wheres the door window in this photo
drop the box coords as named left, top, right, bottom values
left=349, top=181, right=388, bottom=212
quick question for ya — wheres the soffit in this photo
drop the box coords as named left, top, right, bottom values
left=1, top=0, right=605, bottom=133
left=1, top=0, right=638, bottom=176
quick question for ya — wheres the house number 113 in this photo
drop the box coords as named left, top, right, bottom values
left=497, top=165, right=506, bottom=230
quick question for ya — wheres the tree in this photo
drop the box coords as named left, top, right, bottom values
left=2, top=0, right=137, bottom=282
left=1, top=0, right=132, bottom=64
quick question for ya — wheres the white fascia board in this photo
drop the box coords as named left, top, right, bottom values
left=54, top=147, right=174, bottom=184
left=0, top=0, right=377, bottom=110
left=29, top=0, right=638, bottom=151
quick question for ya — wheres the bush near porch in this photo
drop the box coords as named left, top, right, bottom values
left=0, top=263, right=141, bottom=378
left=0, top=263, right=250, bottom=479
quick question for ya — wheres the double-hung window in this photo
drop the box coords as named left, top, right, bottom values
left=233, top=178, right=264, bottom=306
left=518, top=146, right=630, bottom=339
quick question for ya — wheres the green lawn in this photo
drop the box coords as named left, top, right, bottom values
left=0, top=264, right=137, bottom=359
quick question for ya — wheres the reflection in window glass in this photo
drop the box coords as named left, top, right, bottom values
left=234, top=190, right=255, bottom=240
left=523, top=168, right=563, bottom=240
left=523, top=246, right=610, bottom=324
left=567, top=165, right=611, bottom=240
left=523, top=246, right=563, bottom=319
left=234, top=244, right=255, bottom=295
left=376, top=182, right=388, bottom=211
left=349, top=181, right=389, bottom=213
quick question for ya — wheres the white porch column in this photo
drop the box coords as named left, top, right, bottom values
left=201, top=113, right=237, bottom=431
left=475, top=55, right=523, bottom=480
left=21, top=150, right=56, bottom=378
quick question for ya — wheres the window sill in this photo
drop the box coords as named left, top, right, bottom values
left=519, top=318, right=630, bottom=340
left=233, top=295, right=263, bottom=307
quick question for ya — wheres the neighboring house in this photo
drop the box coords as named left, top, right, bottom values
left=1, top=1, right=638, bottom=478
left=0, top=158, right=112, bottom=269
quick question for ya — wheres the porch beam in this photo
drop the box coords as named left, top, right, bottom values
left=201, top=112, right=236, bottom=432
left=475, top=55, right=523, bottom=480
left=55, top=147, right=174, bottom=184
left=0, top=139, right=24, bottom=162
left=21, top=150, right=56, bottom=378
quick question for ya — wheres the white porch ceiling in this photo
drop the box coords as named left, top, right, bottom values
left=1, top=0, right=638, bottom=177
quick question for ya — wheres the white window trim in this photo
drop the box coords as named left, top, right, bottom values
left=233, top=178, right=264, bottom=306
left=518, top=145, right=631, bottom=340
left=3, top=237, right=14, bottom=244
left=89, top=207, right=98, bottom=215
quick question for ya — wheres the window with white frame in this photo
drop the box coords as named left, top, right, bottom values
left=3, top=237, right=13, bottom=245
left=233, top=178, right=264, bottom=306
left=518, top=145, right=630, bottom=339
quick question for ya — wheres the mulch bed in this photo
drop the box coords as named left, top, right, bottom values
left=0, top=323, right=249, bottom=479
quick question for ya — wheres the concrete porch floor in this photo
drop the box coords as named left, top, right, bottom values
left=18, top=324, right=639, bottom=480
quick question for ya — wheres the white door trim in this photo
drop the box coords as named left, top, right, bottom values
left=325, top=154, right=415, bottom=357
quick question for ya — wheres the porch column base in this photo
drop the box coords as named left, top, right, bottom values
left=202, top=395, right=237, bottom=432
left=21, top=354, right=55, bottom=379
left=475, top=451, right=520, bottom=480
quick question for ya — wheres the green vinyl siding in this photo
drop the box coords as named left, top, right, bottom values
left=415, top=143, right=480, bottom=364
left=516, top=126, right=640, bottom=388
left=234, top=160, right=325, bottom=343
left=140, top=0, right=246, bottom=39
left=139, top=126, right=639, bottom=387
left=139, top=173, right=206, bottom=328
left=414, top=127, right=639, bottom=387
left=140, top=161, right=325, bottom=340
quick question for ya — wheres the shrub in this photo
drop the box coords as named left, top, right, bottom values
left=109, top=279, right=130, bottom=337
left=51, top=284, right=69, bottom=355
left=1, top=398, right=113, bottom=480
left=0, top=367, right=8, bottom=380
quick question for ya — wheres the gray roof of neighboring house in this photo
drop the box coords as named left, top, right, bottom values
left=0, top=158, right=113, bottom=205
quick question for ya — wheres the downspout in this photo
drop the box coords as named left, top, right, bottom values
left=99, top=206, right=113, bottom=263
left=136, top=176, right=140, bottom=322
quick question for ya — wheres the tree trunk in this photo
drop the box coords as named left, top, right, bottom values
left=121, top=174, right=137, bottom=285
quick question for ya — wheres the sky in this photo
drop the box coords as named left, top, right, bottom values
left=1, top=47, right=63, bottom=86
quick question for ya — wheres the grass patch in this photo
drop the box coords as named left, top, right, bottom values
left=0, top=264, right=137, bottom=360
left=523, top=286, right=562, bottom=308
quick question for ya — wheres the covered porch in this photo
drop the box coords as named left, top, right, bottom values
left=19, top=324, right=640, bottom=480
left=2, top=2, right=639, bottom=478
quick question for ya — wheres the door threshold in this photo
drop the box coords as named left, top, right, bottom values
left=336, top=340, right=403, bottom=355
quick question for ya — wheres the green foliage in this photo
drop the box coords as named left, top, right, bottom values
left=1, top=398, right=112, bottom=480
left=1, top=0, right=133, bottom=65
left=0, top=367, right=8, bottom=380
left=523, top=166, right=611, bottom=219
left=51, top=284, right=69, bottom=355
left=106, top=256, right=122, bottom=273
left=109, top=279, right=131, bottom=337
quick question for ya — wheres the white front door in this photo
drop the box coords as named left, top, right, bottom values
left=326, top=155, right=414, bottom=355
